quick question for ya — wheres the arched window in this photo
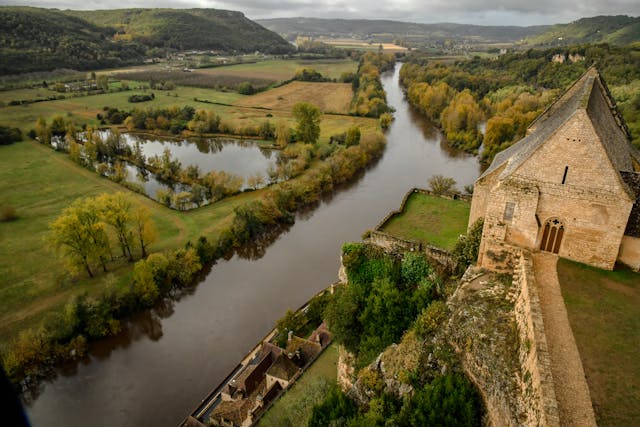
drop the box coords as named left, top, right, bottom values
left=540, top=218, right=564, bottom=254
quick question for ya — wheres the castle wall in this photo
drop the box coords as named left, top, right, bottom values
left=618, top=235, right=640, bottom=271
left=478, top=112, right=634, bottom=271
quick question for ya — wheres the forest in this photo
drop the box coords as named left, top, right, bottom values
left=401, top=43, right=640, bottom=163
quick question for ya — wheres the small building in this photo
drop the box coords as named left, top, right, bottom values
left=470, top=67, right=640, bottom=271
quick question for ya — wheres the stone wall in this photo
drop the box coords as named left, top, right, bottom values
left=618, top=235, right=640, bottom=271
left=367, top=230, right=454, bottom=272
left=513, top=250, right=561, bottom=426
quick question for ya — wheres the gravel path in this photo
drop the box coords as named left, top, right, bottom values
left=532, top=253, right=597, bottom=427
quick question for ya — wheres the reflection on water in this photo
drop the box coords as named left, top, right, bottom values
left=26, top=64, right=482, bottom=427
left=112, top=132, right=279, bottom=180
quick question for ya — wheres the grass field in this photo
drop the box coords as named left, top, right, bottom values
left=256, top=343, right=338, bottom=427
left=194, top=59, right=358, bottom=81
left=234, top=82, right=353, bottom=114
left=380, top=193, right=470, bottom=250
left=556, top=259, right=640, bottom=426
left=321, top=39, right=408, bottom=53
left=0, top=140, right=265, bottom=347
left=0, top=58, right=379, bottom=352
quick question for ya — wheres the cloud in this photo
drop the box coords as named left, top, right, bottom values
left=0, top=0, right=638, bottom=25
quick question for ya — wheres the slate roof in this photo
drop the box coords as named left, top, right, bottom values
left=479, top=67, right=638, bottom=190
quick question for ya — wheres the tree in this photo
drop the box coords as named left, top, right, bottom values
left=35, top=117, right=50, bottom=144
left=345, top=126, right=361, bottom=146
left=428, top=175, right=457, bottom=195
left=98, top=193, right=135, bottom=261
left=50, top=198, right=111, bottom=277
left=96, top=75, right=109, bottom=91
left=274, top=119, right=290, bottom=148
left=308, top=385, right=358, bottom=427
left=292, top=102, right=321, bottom=144
left=131, top=204, right=157, bottom=258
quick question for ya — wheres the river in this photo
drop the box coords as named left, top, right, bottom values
left=25, top=64, right=481, bottom=426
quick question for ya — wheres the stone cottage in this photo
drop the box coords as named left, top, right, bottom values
left=469, top=67, right=640, bottom=271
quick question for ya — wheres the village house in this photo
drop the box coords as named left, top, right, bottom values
left=469, top=67, right=640, bottom=272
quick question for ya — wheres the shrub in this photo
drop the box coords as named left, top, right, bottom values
left=308, top=385, right=358, bottom=427
left=428, top=174, right=457, bottom=195
left=0, top=126, right=22, bottom=145
left=451, top=218, right=484, bottom=275
left=401, top=252, right=432, bottom=286
left=0, top=206, right=17, bottom=222
left=414, top=300, right=448, bottom=338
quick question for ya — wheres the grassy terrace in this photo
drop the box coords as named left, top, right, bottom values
left=557, top=259, right=640, bottom=426
left=380, top=192, right=470, bottom=251
left=256, top=343, right=338, bottom=427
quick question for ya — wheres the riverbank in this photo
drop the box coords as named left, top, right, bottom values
left=23, top=62, right=481, bottom=427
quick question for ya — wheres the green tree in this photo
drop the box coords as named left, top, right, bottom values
left=308, top=385, right=358, bottom=427
left=292, top=102, right=321, bottom=144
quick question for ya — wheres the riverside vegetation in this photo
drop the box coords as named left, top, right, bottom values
left=292, top=220, right=486, bottom=426
left=0, top=53, right=393, bottom=391
left=400, top=43, right=640, bottom=163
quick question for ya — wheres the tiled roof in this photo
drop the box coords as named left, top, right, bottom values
left=266, top=354, right=300, bottom=381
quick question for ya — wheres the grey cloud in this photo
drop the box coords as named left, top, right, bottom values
left=0, top=0, right=638, bottom=25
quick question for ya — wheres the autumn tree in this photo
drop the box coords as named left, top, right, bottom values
left=98, top=193, right=135, bottom=261
left=292, top=102, right=321, bottom=144
left=274, top=119, right=290, bottom=148
left=440, top=90, right=484, bottom=151
left=131, top=204, right=157, bottom=258
left=50, top=197, right=111, bottom=277
left=35, top=117, right=50, bottom=144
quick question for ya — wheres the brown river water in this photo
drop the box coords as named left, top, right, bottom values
left=25, top=64, right=482, bottom=426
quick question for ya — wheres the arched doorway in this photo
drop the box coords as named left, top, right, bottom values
left=540, top=218, right=564, bottom=254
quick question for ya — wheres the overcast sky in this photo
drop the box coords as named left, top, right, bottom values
left=1, top=0, right=639, bottom=26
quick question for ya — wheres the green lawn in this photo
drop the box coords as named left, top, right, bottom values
left=0, top=140, right=260, bottom=347
left=380, top=193, right=470, bottom=251
left=556, top=259, right=640, bottom=426
left=256, top=342, right=338, bottom=427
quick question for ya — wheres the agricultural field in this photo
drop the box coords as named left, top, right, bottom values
left=194, top=58, right=358, bottom=81
left=557, top=259, right=640, bottom=427
left=321, top=39, right=408, bottom=53
left=234, top=82, right=353, bottom=114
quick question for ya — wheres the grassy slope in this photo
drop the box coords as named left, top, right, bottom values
left=556, top=258, right=640, bottom=426
left=380, top=193, right=470, bottom=251
left=256, top=343, right=338, bottom=427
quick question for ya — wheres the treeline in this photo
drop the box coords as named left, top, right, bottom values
left=401, top=43, right=640, bottom=160
left=351, top=52, right=395, bottom=118
left=308, top=223, right=486, bottom=426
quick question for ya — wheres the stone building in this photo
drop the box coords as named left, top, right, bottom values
left=469, top=67, right=640, bottom=271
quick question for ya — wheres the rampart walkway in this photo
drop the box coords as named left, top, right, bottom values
left=532, top=253, right=597, bottom=427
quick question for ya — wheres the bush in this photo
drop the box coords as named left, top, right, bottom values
left=451, top=218, right=483, bottom=275
left=414, top=300, right=448, bottom=338
left=401, top=252, right=432, bottom=286
left=399, top=373, right=483, bottom=426
left=0, top=206, right=17, bottom=222
left=308, top=385, right=358, bottom=427
left=237, top=81, right=256, bottom=95
left=0, top=126, right=22, bottom=145
left=428, top=174, right=457, bottom=195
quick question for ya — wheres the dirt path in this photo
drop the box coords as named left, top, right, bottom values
left=532, top=252, right=597, bottom=427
